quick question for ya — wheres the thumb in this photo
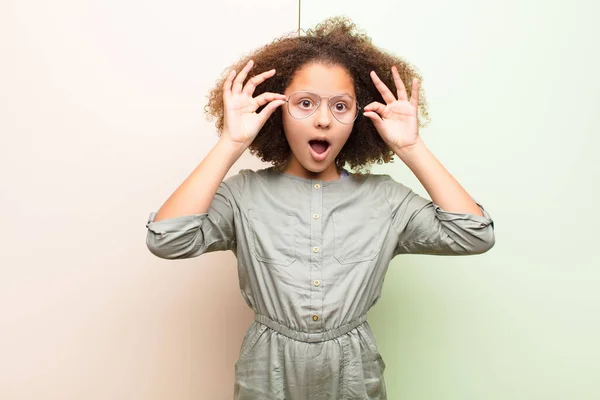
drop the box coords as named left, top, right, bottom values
left=257, top=100, right=285, bottom=126
left=363, top=111, right=385, bottom=131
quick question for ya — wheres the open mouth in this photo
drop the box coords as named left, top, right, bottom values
left=309, top=140, right=330, bottom=154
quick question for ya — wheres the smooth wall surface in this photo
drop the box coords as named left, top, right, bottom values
left=3, top=0, right=599, bottom=399
left=301, top=1, right=600, bottom=399
left=0, top=1, right=296, bottom=399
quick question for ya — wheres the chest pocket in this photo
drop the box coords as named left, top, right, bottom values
left=332, top=209, right=387, bottom=264
left=249, top=209, right=297, bottom=267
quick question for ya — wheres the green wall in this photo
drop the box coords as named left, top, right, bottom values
left=302, top=1, right=600, bottom=398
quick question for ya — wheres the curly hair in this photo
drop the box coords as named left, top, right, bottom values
left=204, top=16, right=430, bottom=173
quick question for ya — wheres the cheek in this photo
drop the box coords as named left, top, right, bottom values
left=282, top=127, right=299, bottom=149
left=282, top=111, right=296, bottom=133
left=282, top=116, right=307, bottom=145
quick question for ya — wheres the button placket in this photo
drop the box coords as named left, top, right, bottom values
left=309, top=179, right=323, bottom=328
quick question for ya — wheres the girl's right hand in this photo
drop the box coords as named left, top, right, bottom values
left=222, top=60, right=287, bottom=147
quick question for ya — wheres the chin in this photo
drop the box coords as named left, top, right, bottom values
left=305, top=157, right=337, bottom=173
left=299, top=163, right=325, bottom=173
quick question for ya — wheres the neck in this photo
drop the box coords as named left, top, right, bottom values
left=281, top=158, right=342, bottom=181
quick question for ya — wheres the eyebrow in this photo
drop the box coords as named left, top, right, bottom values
left=296, top=90, right=354, bottom=97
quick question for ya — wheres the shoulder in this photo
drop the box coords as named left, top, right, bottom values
left=220, top=168, right=254, bottom=199
left=358, top=173, right=414, bottom=202
left=359, top=172, right=405, bottom=189
left=221, top=167, right=273, bottom=197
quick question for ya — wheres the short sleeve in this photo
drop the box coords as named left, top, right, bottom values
left=145, top=174, right=243, bottom=260
left=381, top=175, right=495, bottom=256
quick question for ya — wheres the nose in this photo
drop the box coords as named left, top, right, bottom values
left=314, top=100, right=332, bottom=128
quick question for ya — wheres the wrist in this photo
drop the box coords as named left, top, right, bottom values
left=218, top=135, right=248, bottom=154
left=393, top=136, right=426, bottom=160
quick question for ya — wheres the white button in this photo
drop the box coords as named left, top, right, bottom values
left=313, top=214, right=319, bottom=219
left=314, top=183, right=320, bottom=189
left=313, top=247, right=319, bottom=253
left=313, top=280, right=320, bottom=286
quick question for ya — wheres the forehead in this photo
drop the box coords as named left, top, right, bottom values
left=285, top=63, right=355, bottom=97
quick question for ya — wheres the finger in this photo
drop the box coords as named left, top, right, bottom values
left=250, top=92, right=288, bottom=112
left=223, top=69, right=237, bottom=102
left=257, top=99, right=286, bottom=126
left=410, top=78, right=420, bottom=108
left=232, top=60, right=254, bottom=94
left=243, top=69, right=277, bottom=96
left=392, top=66, right=408, bottom=101
left=363, top=101, right=386, bottom=115
left=363, top=111, right=385, bottom=131
left=370, top=70, right=396, bottom=104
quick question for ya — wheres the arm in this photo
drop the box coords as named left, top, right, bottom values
left=153, top=59, right=285, bottom=221
left=385, top=172, right=495, bottom=256
left=387, top=138, right=495, bottom=256
left=363, top=66, right=494, bottom=256
left=146, top=59, right=287, bottom=259
left=393, top=136, right=483, bottom=217
left=145, top=138, right=245, bottom=259
left=153, top=138, right=245, bottom=222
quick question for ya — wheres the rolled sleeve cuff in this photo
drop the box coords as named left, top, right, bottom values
left=146, top=212, right=209, bottom=235
left=433, top=202, right=494, bottom=228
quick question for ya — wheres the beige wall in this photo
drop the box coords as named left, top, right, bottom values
left=4, top=0, right=600, bottom=399
left=0, top=1, right=297, bottom=398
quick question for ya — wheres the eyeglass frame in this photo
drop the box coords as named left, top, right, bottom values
left=284, top=91, right=361, bottom=124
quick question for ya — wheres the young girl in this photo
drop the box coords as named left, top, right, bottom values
left=146, top=17, right=494, bottom=400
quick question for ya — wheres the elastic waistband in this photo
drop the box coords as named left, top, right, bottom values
left=254, top=313, right=367, bottom=343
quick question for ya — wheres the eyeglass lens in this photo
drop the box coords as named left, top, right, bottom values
left=287, top=92, right=358, bottom=124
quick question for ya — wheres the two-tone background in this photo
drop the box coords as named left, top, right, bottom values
left=1, top=0, right=598, bottom=398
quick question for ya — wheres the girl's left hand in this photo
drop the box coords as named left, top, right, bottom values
left=363, top=66, right=420, bottom=150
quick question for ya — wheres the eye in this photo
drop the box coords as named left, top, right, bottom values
left=298, top=98, right=315, bottom=109
left=333, top=102, right=348, bottom=112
